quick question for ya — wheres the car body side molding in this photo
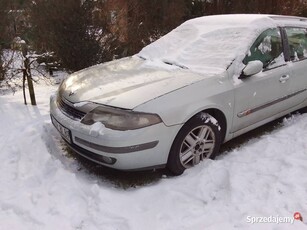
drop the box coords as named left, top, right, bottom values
left=238, top=88, right=307, bottom=118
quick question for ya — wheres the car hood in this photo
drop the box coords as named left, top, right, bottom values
left=59, top=56, right=223, bottom=109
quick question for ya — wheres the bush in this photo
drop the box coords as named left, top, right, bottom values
left=29, top=0, right=108, bottom=71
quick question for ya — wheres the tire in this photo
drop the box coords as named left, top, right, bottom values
left=167, top=113, right=222, bottom=175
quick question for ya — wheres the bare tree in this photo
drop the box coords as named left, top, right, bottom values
left=0, top=0, right=10, bottom=81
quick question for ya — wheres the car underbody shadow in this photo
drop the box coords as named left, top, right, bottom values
left=64, top=145, right=168, bottom=189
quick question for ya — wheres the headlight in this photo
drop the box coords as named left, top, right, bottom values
left=81, top=106, right=162, bottom=131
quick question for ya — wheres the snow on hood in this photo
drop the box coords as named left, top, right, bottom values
left=59, top=57, right=217, bottom=109
left=139, top=14, right=277, bottom=74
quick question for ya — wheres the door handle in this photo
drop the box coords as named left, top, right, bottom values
left=279, top=75, right=290, bottom=83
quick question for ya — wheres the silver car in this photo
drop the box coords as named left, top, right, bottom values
left=50, top=14, right=307, bottom=175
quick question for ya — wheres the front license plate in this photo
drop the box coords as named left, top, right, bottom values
left=51, top=116, right=71, bottom=143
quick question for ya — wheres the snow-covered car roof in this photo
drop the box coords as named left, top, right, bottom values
left=138, top=14, right=307, bottom=75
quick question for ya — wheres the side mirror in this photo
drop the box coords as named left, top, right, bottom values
left=239, top=60, right=263, bottom=79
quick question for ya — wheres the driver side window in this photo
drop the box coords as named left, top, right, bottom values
left=244, top=28, right=284, bottom=69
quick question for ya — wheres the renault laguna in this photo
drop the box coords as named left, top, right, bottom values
left=50, top=14, right=307, bottom=175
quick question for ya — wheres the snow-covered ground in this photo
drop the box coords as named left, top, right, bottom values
left=1, top=84, right=307, bottom=230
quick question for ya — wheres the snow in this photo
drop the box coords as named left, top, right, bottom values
left=89, top=122, right=105, bottom=136
left=74, top=101, right=89, bottom=108
left=200, top=112, right=221, bottom=131
left=59, top=57, right=207, bottom=109
left=1, top=84, right=307, bottom=229
left=0, top=49, right=67, bottom=93
left=139, top=15, right=276, bottom=75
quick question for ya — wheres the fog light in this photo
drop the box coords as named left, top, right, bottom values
left=102, top=156, right=114, bottom=164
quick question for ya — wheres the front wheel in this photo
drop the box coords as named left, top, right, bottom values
left=167, top=113, right=222, bottom=175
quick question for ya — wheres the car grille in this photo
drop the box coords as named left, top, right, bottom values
left=57, top=96, right=86, bottom=120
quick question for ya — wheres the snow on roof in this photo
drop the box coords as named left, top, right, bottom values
left=184, top=14, right=273, bottom=27
left=138, top=14, right=289, bottom=74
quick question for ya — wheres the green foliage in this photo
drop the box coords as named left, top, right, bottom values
left=184, top=0, right=206, bottom=19
left=29, top=0, right=107, bottom=71
left=0, top=0, right=9, bottom=45
left=122, top=0, right=186, bottom=56
left=10, top=0, right=307, bottom=73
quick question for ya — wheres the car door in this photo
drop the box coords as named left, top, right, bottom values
left=231, top=28, right=295, bottom=133
left=283, top=27, right=307, bottom=105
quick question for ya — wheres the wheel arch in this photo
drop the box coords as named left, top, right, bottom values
left=184, top=108, right=227, bottom=143
left=204, top=108, right=227, bottom=143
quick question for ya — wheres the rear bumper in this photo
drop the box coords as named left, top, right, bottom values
left=50, top=94, right=181, bottom=170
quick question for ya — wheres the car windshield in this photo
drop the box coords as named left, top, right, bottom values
left=138, top=17, right=260, bottom=74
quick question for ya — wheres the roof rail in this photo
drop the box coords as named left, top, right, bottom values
left=269, top=15, right=307, bottom=22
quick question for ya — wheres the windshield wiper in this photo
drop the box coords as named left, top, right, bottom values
left=137, top=55, right=147, bottom=60
left=138, top=56, right=188, bottom=69
left=163, top=61, right=189, bottom=69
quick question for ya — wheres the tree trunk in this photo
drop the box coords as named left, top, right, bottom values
left=26, top=71, right=36, bottom=106
left=22, top=70, right=27, bottom=105
left=22, top=43, right=36, bottom=106
left=24, top=58, right=36, bottom=106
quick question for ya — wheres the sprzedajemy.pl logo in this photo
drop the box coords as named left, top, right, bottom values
left=246, top=212, right=303, bottom=224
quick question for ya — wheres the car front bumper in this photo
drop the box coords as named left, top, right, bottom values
left=50, top=94, right=181, bottom=170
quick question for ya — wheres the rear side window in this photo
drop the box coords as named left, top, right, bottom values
left=285, top=27, right=307, bottom=61
left=244, top=28, right=284, bottom=69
